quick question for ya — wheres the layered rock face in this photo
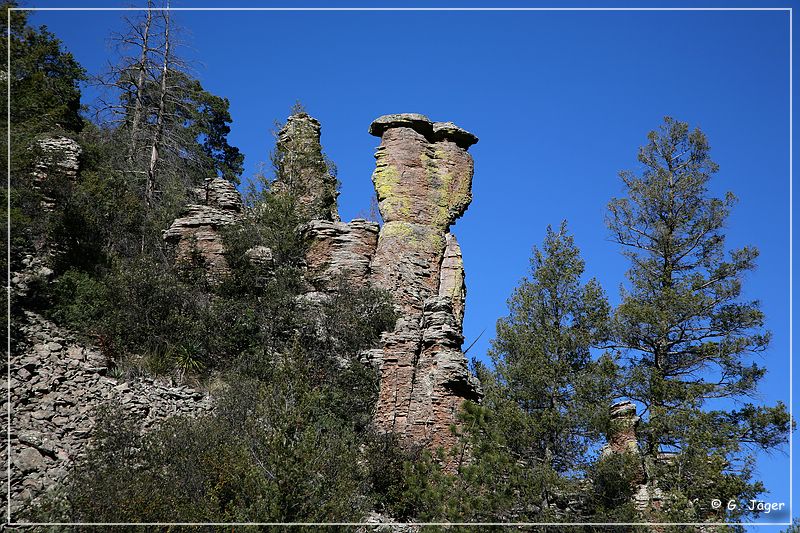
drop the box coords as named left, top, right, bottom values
left=439, top=233, right=466, bottom=325
left=366, top=113, right=481, bottom=458
left=294, top=113, right=482, bottom=459
left=272, top=112, right=340, bottom=222
left=301, top=218, right=380, bottom=293
left=13, top=137, right=83, bottom=302
left=31, top=136, right=82, bottom=211
left=163, top=178, right=243, bottom=278
left=4, top=312, right=211, bottom=519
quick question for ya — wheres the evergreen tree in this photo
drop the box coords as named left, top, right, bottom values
left=96, top=3, right=243, bottom=216
left=3, top=4, right=85, bottom=143
left=3, top=4, right=86, bottom=271
left=606, top=117, right=790, bottom=523
left=463, top=222, right=615, bottom=520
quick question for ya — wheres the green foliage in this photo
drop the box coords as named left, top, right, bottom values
left=180, top=75, right=245, bottom=183
left=223, top=180, right=309, bottom=289
left=36, top=361, right=372, bottom=527
left=607, top=116, right=790, bottom=521
left=38, top=250, right=396, bottom=524
left=269, top=104, right=340, bottom=219
left=10, top=5, right=790, bottom=525
left=586, top=452, right=640, bottom=520
left=50, top=247, right=395, bottom=381
left=464, top=222, right=615, bottom=519
left=3, top=4, right=86, bottom=265
left=114, top=69, right=244, bottom=184
left=782, top=519, right=800, bottom=532
left=3, top=6, right=85, bottom=140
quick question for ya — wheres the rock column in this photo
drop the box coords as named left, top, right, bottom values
left=272, top=112, right=340, bottom=222
left=31, top=136, right=82, bottom=212
left=367, top=114, right=481, bottom=459
left=162, top=178, right=243, bottom=278
left=604, top=400, right=640, bottom=456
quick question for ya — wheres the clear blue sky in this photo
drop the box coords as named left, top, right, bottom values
left=23, top=0, right=795, bottom=528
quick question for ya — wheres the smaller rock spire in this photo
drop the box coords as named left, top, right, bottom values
left=272, top=112, right=340, bottom=222
left=163, top=178, right=243, bottom=279
left=604, top=400, right=640, bottom=456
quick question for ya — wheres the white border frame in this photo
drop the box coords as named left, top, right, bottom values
left=4, top=4, right=793, bottom=529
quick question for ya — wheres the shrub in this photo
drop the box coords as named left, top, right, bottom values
left=35, top=357, right=377, bottom=526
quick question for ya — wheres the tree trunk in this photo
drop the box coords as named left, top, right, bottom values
left=145, top=6, right=170, bottom=210
left=126, top=0, right=152, bottom=166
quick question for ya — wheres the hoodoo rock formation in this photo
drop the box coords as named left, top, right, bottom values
left=603, top=401, right=675, bottom=526
left=604, top=400, right=640, bottom=457
left=10, top=109, right=665, bottom=521
left=272, top=112, right=340, bottom=222
left=366, top=113, right=481, bottom=457
left=295, top=112, right=482, bottom=460
left=163, top=177, right=243, bottom=278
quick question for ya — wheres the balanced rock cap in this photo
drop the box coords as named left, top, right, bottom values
left=369, top=113, right=478, bottom=148
left=432, top=121, right=479, bottom=148
left=368, top=113, right=432, bottom=136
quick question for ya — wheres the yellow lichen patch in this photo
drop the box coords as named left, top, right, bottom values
left=372, top=160, right=399, bottom=202
left=378, top=221, right=445, bottom=254
left=419, top=149, right=454, bottom=229
left=372, top=161, right=412, bottom=220
left=379, top=221, right=415, bottom=241
left=420, top=150, right=442, bottom=187
left=425, top=229, right=445, bottom=252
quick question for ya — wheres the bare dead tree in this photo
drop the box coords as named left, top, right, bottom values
left=93, top=0, right=194, bottom=207
left=145, top=5, right=170, bottom=209
left=126, top=0, right=153, bottom=166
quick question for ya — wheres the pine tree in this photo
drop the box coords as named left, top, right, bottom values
left=474, top=221, right=615, bottom=519
left=607, top=117, right=790, bottom=522
left=3, top=4, right=85, bottom=143
left=3, top=3, right=86, bottom=264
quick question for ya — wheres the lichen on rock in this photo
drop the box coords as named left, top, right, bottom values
left=271, top=112, right=340, bottom=222
left=366, top=113, right=481, bottom=468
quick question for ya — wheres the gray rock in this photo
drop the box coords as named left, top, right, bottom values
left=162, top=198, right=242, bottom=280
left=13, top=448, right=46, bottom=473
left=301, top=219, right=379, bottom=292
left=10, top=311, right=213, bottom=513
left=205, top=178, right=242, bottom=212
left=368, top=113, right=432, bottom=136
left=65, top=346, right=83, bottom=360
left=432, top=121, right=479, bottom=148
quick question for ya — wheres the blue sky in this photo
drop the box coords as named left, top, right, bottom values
left=23, top=0, right=795, bottom=528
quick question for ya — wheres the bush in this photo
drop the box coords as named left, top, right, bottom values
left=35, top=357, right=378, bottom=527
left=586, top=452, right=641, bottom=521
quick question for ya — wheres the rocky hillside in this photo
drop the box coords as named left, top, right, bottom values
left=4, top=311, right=211, bottom=517
left=7, top=110, right=485, bottom=518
